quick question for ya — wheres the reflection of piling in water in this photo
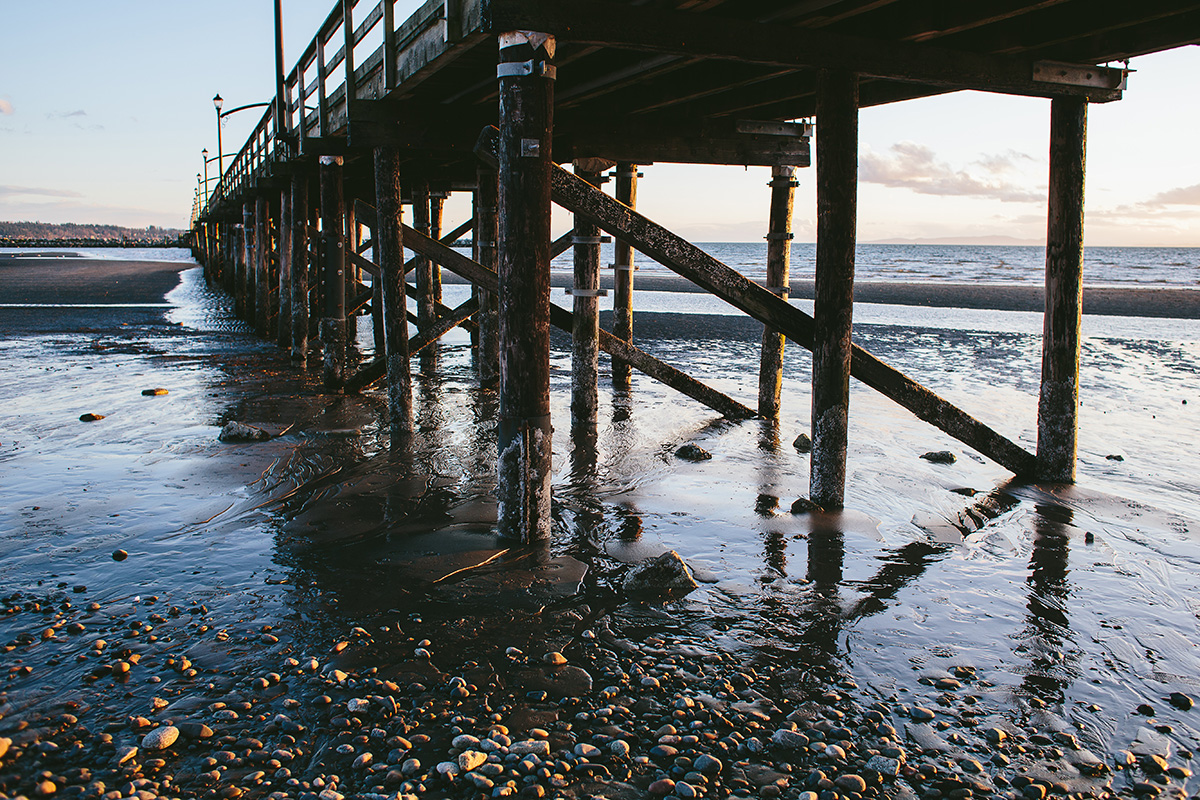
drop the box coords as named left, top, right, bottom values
left=1019, top=503, right=1077, bottom=706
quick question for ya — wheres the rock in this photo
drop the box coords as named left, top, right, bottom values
left=790, top=497, right=821, bottom=514
left=694, top=754, right=723, bottom=775
left=141, top=725, right=179, bottom=750
left=792, top=433, right=812, bottom=453
left=834, top=775, right=867, bottom=793
left=112, top=550, right=128, bottom=562
left=436, top=761, right=459, bottom=779
left=219, top=421, right=271, bottom=442
left=543, top=652, right=567, bottom=666
left=1106, top=453, right=1125, bottom=461
left=79, top=413, right=105, bottom=422
left=0, top=737, right=9, bottom=759
left=458, top=750, right=487, bottom=772
left=865, top=755, right=900, bottom=778
left=648, top=778, right=675, bottom=795
left=771, top=729, right=808, bottom=750
left=574, top=743, right=601, bottom=759
left=1168, top=692, right=1194, bottom=710
left=910, top=707, right=936, bottom=722
left=623, top=551, right=698, bottom=597
left=510, top=740, right=550, bottom=757
left=141, top=388, right=169, bottom=396
left=921, top=450, right=956, bottom=464
left=675, top=443, right=711, bottom=461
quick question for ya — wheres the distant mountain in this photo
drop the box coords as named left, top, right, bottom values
left=0, top=220, right=184, bottom=244
left=866, top=235, right=1042, bottom=246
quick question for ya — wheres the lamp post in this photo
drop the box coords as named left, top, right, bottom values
left=201, top=148, right=209, bottom=204
left=213, top=94, right=224, bottom=188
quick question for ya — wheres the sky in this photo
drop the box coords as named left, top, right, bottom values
left=1, top=2, right=1198, bottom=246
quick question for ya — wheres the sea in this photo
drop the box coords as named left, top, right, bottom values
left=2, top=242, right=1200, bottom=778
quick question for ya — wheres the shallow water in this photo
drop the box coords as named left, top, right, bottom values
left=2, top=263, right=1199, bottom=786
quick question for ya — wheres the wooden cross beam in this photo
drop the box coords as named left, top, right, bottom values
left=482, top=0, right=1126, bottom=102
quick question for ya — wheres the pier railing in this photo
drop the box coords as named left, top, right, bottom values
left=200, top=0, right=476, bottom=217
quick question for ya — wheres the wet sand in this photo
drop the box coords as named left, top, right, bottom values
left=2, top=262, right=1200, bottom=799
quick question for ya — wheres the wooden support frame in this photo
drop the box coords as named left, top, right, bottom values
left=1037, top=96, right=1088, bottom=482
left=373, top=142, right=415, bottom=434
left=476, top=126, right=1036, bottom=477
left=612, top=162, right=637, bottom=389
left=476, top=164, right=500, bottom=383
left=279, top=186, right=293, bottom=350
left=241, top=201, right=255, bottom=323
left=571, top=166, right=604, bottom=431
left=290, top=167, right=310, bottom=362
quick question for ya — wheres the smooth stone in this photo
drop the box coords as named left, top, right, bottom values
left=218, top=421, right=271, bottom=442
left=694, top=754, right=723, bottom=775
left=79, top=413, right=105, bottom=422
left=623, top=550, right=698, bottom=596
left=510, top=740, right=550, bottom=757
left=544, top=652, right=567, bottom=666
left=459, top=750, right=487, bottom=772
left=792, top=433, right=811, bottom=453
left=864, top=755, right=899, bottom=778
left=574, top=743, right=601, bottom=759
left=921, top=450, right=957, bottom=464
left=1169, top=692, right=1194, bottom=711
left=452, top=734, right=481, bottom=749
left=790, top=497, right=821, bottom=514
left=675, top=443, right=711, bottom=461
left=910, top=707, right=936, bottom=722
left=112, top=550, right=128, bottom=562
left=436, top=761, right=459, bottom=779
left=141, top=726, right=179, bottom=750
left=647, top=778, right=675, bottom=795
left=834, top=774, right=867, bottom=793
left=772, top=729, right=809, bottom=750
left=141, top=388, right=169, bottom=396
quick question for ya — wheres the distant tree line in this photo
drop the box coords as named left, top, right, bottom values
left=0, top=221, right=186, bottom=247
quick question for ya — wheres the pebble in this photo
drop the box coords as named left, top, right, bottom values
left=510, top=740, right=550, bottom=757
left=792, top=433, right=812, bottom=452
left=1168, top=691, right=1194, bottom=710
left=920, top=450, right=956, bottom=464
left=141, top=388, right=169, bottom=396
left=458, top=750, right=487, bottom=772
left=140, top=725, right=179, bottom=750
left=543, top=651, right=567, bottom=666
left=79, top=413, right=105, bottom=422
left=112, top=549, right=128, bottom=562
left=694, top=754, right=723, bottom=775
left=910, top=706, right=936, bottom=721
left=865, top=755, right=899, bottom=778
left=834, top=774, right=867, bottom=793
left=675, top=443, right=711, bottom=461
left=648, top=778, right=675, bottom=795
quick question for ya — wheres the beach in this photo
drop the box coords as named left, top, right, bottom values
left=2, top=253, right=1200, bottom=800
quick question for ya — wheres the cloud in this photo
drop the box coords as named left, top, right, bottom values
left=0, top=185, right=84, bottom=199
left=1145, top=183, right=1200, bottom=207
left=0, top=99, right=12, bottom=115
left=859, top=142, right=1043, bottom=203
left=47, top=109, right=87, bottom=119
left=974, top=150, right=1035, bottom=175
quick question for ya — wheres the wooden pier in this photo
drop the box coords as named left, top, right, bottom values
left=190, top=0, right=1200, bottom=542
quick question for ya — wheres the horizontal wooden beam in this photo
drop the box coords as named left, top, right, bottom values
left=482, top=0, right=1125, bottom=101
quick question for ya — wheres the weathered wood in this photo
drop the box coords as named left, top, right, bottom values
left=412, top=180, right=435, bottom=331
left=497, top=30, right=556, bottom=543
left=345, top=298, right=481, bottom=392
left=612, top=162, right=638, bottom=389
left=256, top=195, right=271, bottom=336
left=241, top=202, right=255, bottom=322
left=398, top=220, right=754, bottom=420
left=477, top=127, right=1037, bottom=476
left=344, top=195, right=358, bottom=342
left=373, top=143, right=414, bottom=433
left=279, top=186, right=293, bottom=350
left=1038, top=96, right=1087, bottom=483
left=759, top=165, right=796, bottom=419
left=430, top=192, right=445, bottom=309
left=476, top=164, right=500, bottom=384
left=290, top=168, right=309, bottom=362
left=482, top=0, right=1125, bottom=102
left=572, top=167, right=604, bottom=430
left=811, top=70, right=858, bottom=510
left=320, top=155, right=347, bottom=391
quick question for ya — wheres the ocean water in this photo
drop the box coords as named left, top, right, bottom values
left=2, top=248, right=1200, bottom=783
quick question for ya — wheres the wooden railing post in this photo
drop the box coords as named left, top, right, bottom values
left=496, top=30, right=556, bottom=543
left=374, top=143, right=414, bottom=434
left=572, top=165, right=604, bottom=431
left=320, top=155, right=347, bottom=391
left=1038, top=96, right=1088, bottom=483
left=811, top=69, right=858, bottom=510
left=759, top=165, right=797, bottom=418
left=291, top=167, right=310, bottom=362
left=612, top=163, right=638, bottom=389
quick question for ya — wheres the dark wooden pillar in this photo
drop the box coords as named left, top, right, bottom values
left=278, top=187, right=292, bottom=349
left=374, top=144, right=414, bottom=434
left=476, top=165, right=500, bottom=384
left=1037, top=97, right=1088, bottom=483
left=571, top=165, right=604, bottom=430
left=241, top=201, right=255, bottom=322
left=344, top=197, right=358, bottom=342
left=319, top=155, right=347, bottom=391
left=430, top=191, right=445, bottom=309
left=412, top=180, right=435, bottom=330
left=255, top=194, right=271, bottom=336
left=612, top=163, right=639, bottom=389
left=290, top=168, right=309, bottom=362
left=810, top=70, right=859, bottom=510
left=496, top=30, right=556, bottom=543
left=760, top=165, right=797, bottom=419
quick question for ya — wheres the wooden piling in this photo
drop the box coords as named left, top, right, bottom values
left=241, top=201, right=255, bottom=322
left=256, top=194, right=271, bottom=336
left=345, top=197, right=358, bottom=343
left=279, top=186, right=292, bottom=350
left=759, top=165, right=797, bottom=419
left=612, top=163, right=639, bottom=389
left=412, top=180, right=435, bottom=331
left=810, top=70, right=859, bottom=510
left=572, top=166, right=604, bottom=430
left=476, top=165, right=500, bottom=384
left=374, top=144, right=415, bottom=434
left=1037, top=96, right=1087, bottom=483
left=430, top=191, right=445, bottom=308
left=496, top=30, right=556, bottom=543
left=290, top=168, right=309, bottom=362
left=320, top=155, right=347, bottom=391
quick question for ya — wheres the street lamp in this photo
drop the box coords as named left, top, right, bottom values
left=213, top=94, right=224, bottom=186
left=201, top=148, right=209, bottom=202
